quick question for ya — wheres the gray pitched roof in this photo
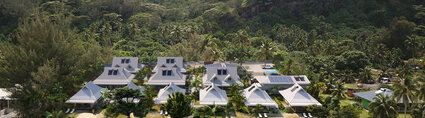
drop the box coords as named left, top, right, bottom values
left=147, top=66, right=186, bottom=86
left=112, top=57, right=142, bottom=73
left=153, top=57, right=186, bottom=73
left=202, top=63, right=242, bottom=87
left=353, top=88, right=422, bottom=103
left=243, top=83, right=277, bottom=107
left=199, top=84, right=228, bottom=105
left=279, top=83, right=321, bottom=107
left=127, top=82, right=144, bottom=94
left=255, top=75, right=310, bottom=85
left=93, top=67, right=134, bottom=85
left=154, top=82, right=186, bottom=104
left=66, top=81, right=106, bottom=104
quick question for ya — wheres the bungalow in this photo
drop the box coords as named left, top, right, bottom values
left=93, top=67, right=135, bottom=89
left=109, top=57, right=143, bottom=74
left=254, top=75, right=310, bottom=90
left=243, top=83, right=278, bottom=107
left=199, top=84, right=228, bottom=106
left=66, top=81, right=106, bottom=109
left=147, top=65, right=186, bottom=86
left=202, top=63, right=243, bottom=87
left=353, top=88, right=422, bottom=109
left=154, top=82, right=186, bottom=104
left=0, top=88, right=13, bottom=111
left=153, top=57, right=186, bottom=73
left=279, top=83, right=321, bottom=112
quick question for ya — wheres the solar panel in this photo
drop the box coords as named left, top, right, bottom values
left=269, top=76, right=293, bottom=82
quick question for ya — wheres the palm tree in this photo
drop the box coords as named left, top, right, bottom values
left=250, top=104, right=264, bottom=118
left=211, top=104, right=224, bottom=118
left=393, top=77, right=417, bottom=118
left=258, top=39, right=276, bottom=61
left=164, top=91, right=192, bottom=118
left=190, top=75, right=202, bottom=91
left=331, top=81, right=346, bottom=99
left=405, top=35, right=420, bottom=58
left=369, top=94, right=399, bottom=118
left=411, top=103, right=425, bottom=118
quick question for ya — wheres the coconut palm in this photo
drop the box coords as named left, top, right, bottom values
left=250, top=104, right=264, bottom=118
left=393, top=77, right=417, bottom=118
left=331, top=81, right=346, bottom=99
left=411, top=103, right=425, bottom=118
left=369, top=94, right=399, bottom=118
left=190, top=75, right=202, bottom=91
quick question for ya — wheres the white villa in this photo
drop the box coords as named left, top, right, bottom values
left=66, top=81, right=106, bottom=109
left=147, top=57, right=187, bottom=86
left=110, top=57, right=143, bottom=73
left=202, top=63, right=243, bottom=87
left=243, top=83, right=277, bottom=107
left=279, top=83, right=321, bottom=111
left=199, top=84, right=228, bottom=106
left=93, top=67, right=135, bottom=89
left=154, top=82, right=186, bottom=104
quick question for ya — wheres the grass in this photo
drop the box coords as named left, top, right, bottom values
left=152, top=105, right=161, bottom=112
left=360, top=109, right=369, bottom=118
left=344, top=83, right=358, bottom=88
left=282, top=113, right=300, bottom=118
left=235, top=112, right=251, bottom=118
left=194, top=100, right=200, bottom=105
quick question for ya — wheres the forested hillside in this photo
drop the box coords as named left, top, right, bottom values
left=0, top=0, right=425, bottom=117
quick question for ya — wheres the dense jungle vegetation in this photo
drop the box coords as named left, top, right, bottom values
left=0, top=0, right=425, bottom=117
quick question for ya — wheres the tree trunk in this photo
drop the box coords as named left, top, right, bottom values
left=404, top=106, right=407, bottom=118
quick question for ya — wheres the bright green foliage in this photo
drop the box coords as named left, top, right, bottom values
left=250, top=104, right=264, bottom=118
left=164, top=91, right=192, bottom=118
left=103, top=87, right=150, bottom=118
left=369, top=94, right=399, bottom=118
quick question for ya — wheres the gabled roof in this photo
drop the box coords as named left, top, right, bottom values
left=111, top=57, right=142, bottom=73
left=153, top=57, right=186, bottom=73
left=279, top=83, right=321, bottom=107
left=66, top=81, right=106, bottom=104
left=353, top=88, right=422, bottom=103
left=154, top=82, right=186, bottom=104
left=93, top=67, right=135, bottom=85
left=199, top=84, right=228, bottom=105
left=127, top=82, right=143, bottom=94
left=0, top=88, right=12, bottom=100
left=255, top=75, right=310, bottom=85
left=147, top=66, right=186, bottom=86
left=202, top=63, right=242, bottom=86
left=243, top=83, right=277, bottom=107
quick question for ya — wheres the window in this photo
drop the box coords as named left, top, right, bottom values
left=167, top=70, right=172, bottom=76
left=108, top=70, right=113, bottom=75
left=125, top=59, right=130, bottom=63
left=113, top=70, right=118, bottom=75
left=166, top=58, right=175, bottom=64
left=217, top=69, right=228, bottom=75
left=162, top=70, right=167, bottom=76
left=121, top=59, right=125, bottom=64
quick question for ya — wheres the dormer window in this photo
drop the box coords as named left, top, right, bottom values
left=108, top=69, right=118, bottom=75
left=166, top=58, right=175, bottom=64
left=162, top=70, right=172, bottom=76
left=217, top=69, right=227, bottom=75
left=121, top=59, right=130, bottom=64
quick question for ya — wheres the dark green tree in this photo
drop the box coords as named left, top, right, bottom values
left=164, top=91, right=192, bottom=118
left=104, top=87, right=150, bottom=118
left=369, top=94, right=399, bottom=118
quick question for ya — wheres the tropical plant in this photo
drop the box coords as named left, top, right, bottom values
left=211, top=104, right=224, bottom=118
left=228, top=84, right=246, bottom=111
left=44, top=110, right=66, bottom=118
left=143, top=85, right=155, bottom=109
left=190, top=75, right=202, bottom=91
left=331, top=81, right=346, bottom=99
left=411, top=103, right=425, bottom=118
left=164, top=91, right=192, bottom=118
left=134, top=67, right=153, bottom=86
left=393, top=77, right=417, bottom=118
left=103, top=87, right=150, bottom=118
left=194, top=105, right=212, bottom=118
left=369, top=94, right=399, bottom=118
left=250, top=104, right=264, bottom=118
